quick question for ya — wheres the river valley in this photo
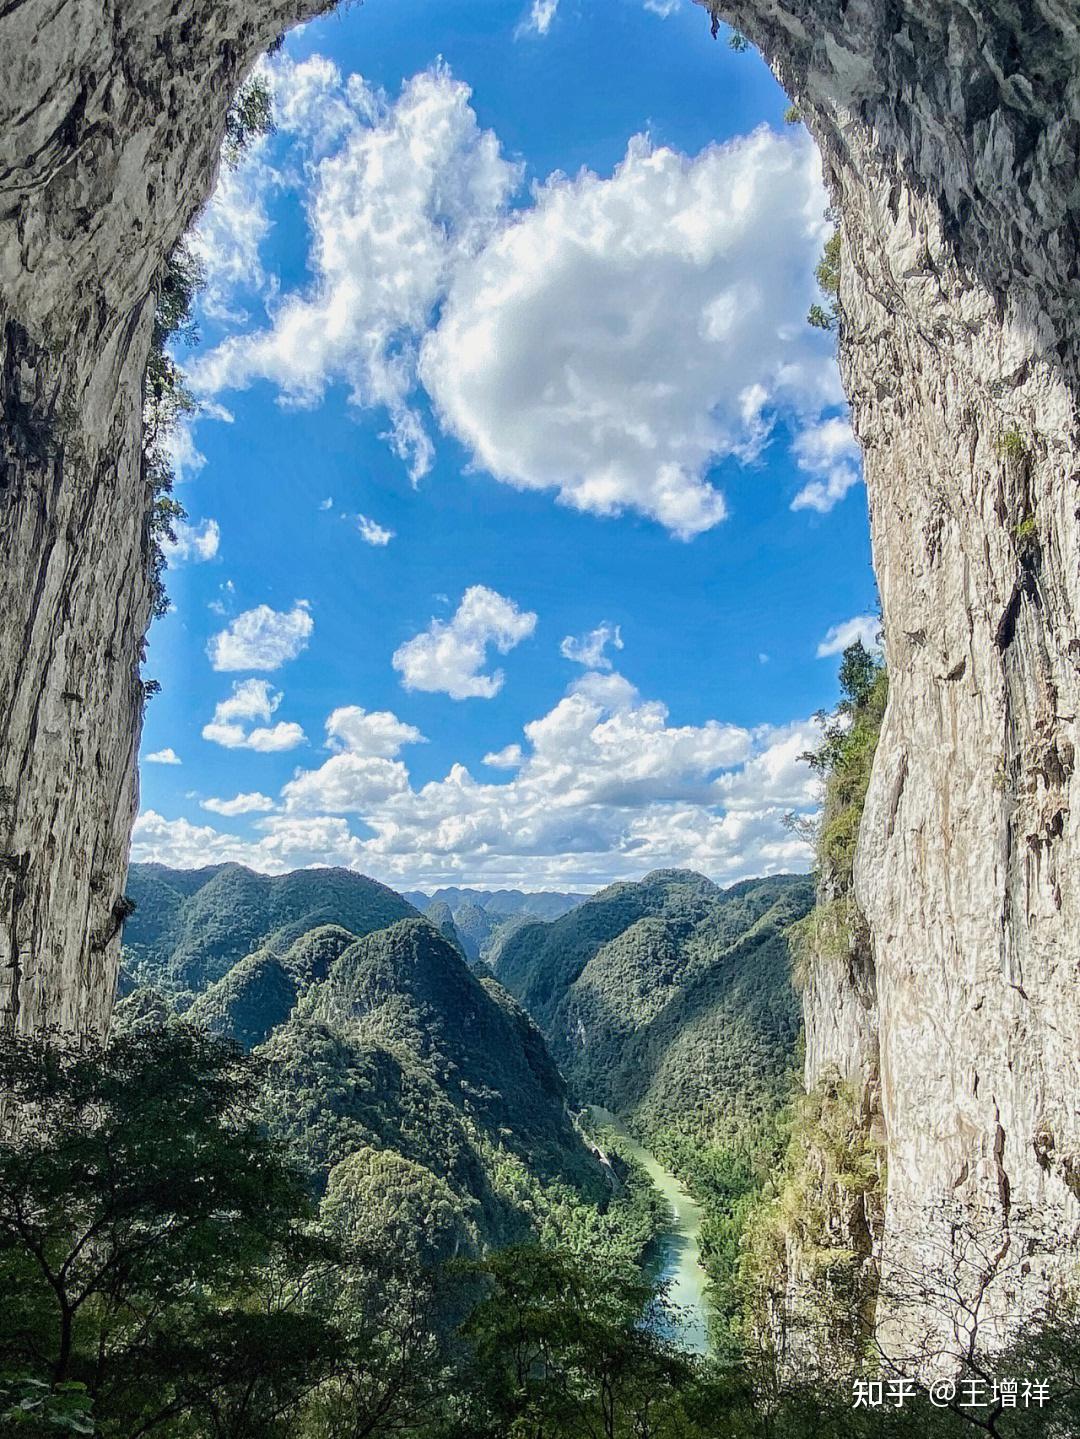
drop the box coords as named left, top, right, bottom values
left=588, top=1109, right=711, bottom=1354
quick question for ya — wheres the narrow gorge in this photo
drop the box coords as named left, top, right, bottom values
left=2, top=0, right=1080, bottom=1363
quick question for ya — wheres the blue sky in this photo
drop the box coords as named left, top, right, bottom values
left=134, top=0, right=878, bottom=891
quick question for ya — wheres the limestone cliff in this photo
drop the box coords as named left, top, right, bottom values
left=0, top=0, right=332, bottom=1035
left=1, top=0, right=1079, bottom=1354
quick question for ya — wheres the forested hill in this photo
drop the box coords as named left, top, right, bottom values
left=123, top=862, right=421, bottom=995
left=116, top=871, right=661, bottom=1259
left=493, top=869, right=814, bottom=1137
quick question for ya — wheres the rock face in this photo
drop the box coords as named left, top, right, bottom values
left=0, top=0, right=332, bottom=1035
left=2, top=0, right=1079, bottom=1347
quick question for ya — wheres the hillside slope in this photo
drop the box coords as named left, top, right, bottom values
left=495, top=870, right=813, bottom=1136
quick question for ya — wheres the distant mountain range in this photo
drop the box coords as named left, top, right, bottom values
left=402, top=886, right=587, bottom=965
left=401, top=887, right=586, bottom=920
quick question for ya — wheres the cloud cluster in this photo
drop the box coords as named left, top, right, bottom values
left=188, top=54, right=857, bottom=535
left=201, top=679, right=307, bottom=752
left=790, top=415, right=863, bottom=513
left=519, top=0, right=558, bottom=36
left=392, top=587, right=538, bottom=699
left=162, top=517, right=220, bottom=564
left=281, top=706, right=424, bottom=814
left=208, top=602, right=313, bottom=672
left=422, top=127, right=841, bottom=536
left=816, top=614, right=881, bottom=657
left=191, top=59, right=520, bottom=481
left=560, top=622, right=623, bottom=670
left=354, top=514, right=394, bottom=546
left=201, top=792, right=277, bottom=816
left=145, top=748, right=182, bottom=766
left=134, top=670, right=821, bottom=888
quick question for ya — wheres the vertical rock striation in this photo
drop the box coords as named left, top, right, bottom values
left=0, top=0, right=331, bottom=1035
left=1, top=0, right=1079, bottom=1346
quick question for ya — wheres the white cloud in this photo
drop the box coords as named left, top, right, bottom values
left=280, top=705, right=425, bottom=815
left=518, top=0, right=558, bottom=35
left=421, top=126, right=839, bottom=537
left=208, top=579, right=237, bottom=617
left=816, top=614, right=881, bottom=657
left=162, top=422, right=207, bottom=482
left=145, top=748, right=182, bottom=765
left=202, top=679, right=307, bottom=751
left=354, top=514, right=395, bottom=546
left=644, top=0, right=680, bottom=14
left=162, top=517, right=220, bottom=564
left=320, top=497, right=334, bottom=511
left=132, top=809, right=366, bottom=872
left=560, top=622, right=623, bottom=670
left=190, top=130, right=279, bottom=322
left=208, top=601, right=313, bottom=671
left=790, top=415, right=862, bottom=512
left=133, top=672, right=821, bottom=887
left=201, top=792, right=277, bottom=816
left=484, top=743, right=523, bottom=769
left=190, top=59, right=520, bottom=482
left=325, top=706, right=426, bottom=757
left=392, top=586, right=537, bottom=699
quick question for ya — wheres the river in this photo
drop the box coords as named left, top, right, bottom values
left=588, top=1107, right=711, bottom=1354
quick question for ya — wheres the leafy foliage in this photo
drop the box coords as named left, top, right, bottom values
left=0, top=1026, right=333, bottom=1436
left=807, top=230, right=842, bottom=332
left=143, top=242, right=204, bottom=619
left=223, top=75, right=275, bottom=168
left=800, top=640, right=887, bottom=890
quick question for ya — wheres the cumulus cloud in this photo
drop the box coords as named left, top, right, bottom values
left=132, top=809, right=366, bottom=872
left=280, top=705, right=425, bottom=815
left=134, top=671, right=821, bottom=887
left=208, top=601, right=313, bottom=671
left=421, top=126, right=839, bottom=537
left=202, top=679, right=307, bottom=751
left=560, top=622, right=623, bottom=670
left=190, top=131, right=279, bottom=322
left=790, top=415, right=862, bottom=512
left=354, top=514, right=395, bottom=546
left=190, top=59, right=520, bottom=482
left=816, top=614, right=882, bottom=657
left=201, top=792, right=277, bottom=816
left=145, top=748, right=182, bottom=765
left=393, top=586, right=537, bottom=699
left=643, top=0, right=680, bottom=14
left=162, top=517, right=220, bottom=564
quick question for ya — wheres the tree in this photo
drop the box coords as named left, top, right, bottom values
left=0, top=1025, right=334, bottom=1435
left=452, top=1246, right=731, bottom=1438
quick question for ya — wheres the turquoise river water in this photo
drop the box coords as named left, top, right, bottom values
left=588, top=1108, right=710, bottom=1354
